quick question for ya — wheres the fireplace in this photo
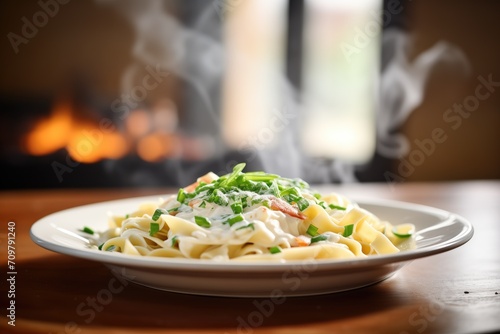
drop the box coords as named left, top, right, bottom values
left=2, top=1, right=497, bottom=190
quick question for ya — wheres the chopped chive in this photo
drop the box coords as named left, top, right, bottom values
left=195, top=182, right=207, bottom=192
left=149, top=222, right=160, bottom=236
left=194, top=216, right=212, bottom=228
left=310, top=235, right=328, bottom=244
left=220, top=163, right=246, bottom=187
left=280, top=187, right=300, bottom=197
left=270, top=180, right=281, bottom=197
left=342, top=224, right=354, bottom=237
left=269, top=246, right=281, bottom=254
left=392, top=224, right=415, bottom=238
left=296, top=198, right=309, bottom=211
left=195, top=183, right=214, bottom=194
left=306, top=224, right=319, bottom=236
left=177, top=188, right=186, bottom=203
left=313, top=193, right=321, bottom=200
left=251, top=197, right=263, bottom=205
left=125, top=214, right=130, bottom=219
left=226, top=214, right=244, bottom=226
left=262, top=199, right=270, bottom=208
left=171, top=235, right=178, bottom=247
left=244, top=172, right=279, bottom=182
left=318, top=201, right=327, bottom=209
left=211, top=189, right=229, bottom=206
left=82, top=226, right=94, bottom=235
left=151, top=209, right=164, bottom=221
left=167, top=207, right=180, bottom=213
left=199, top=201, right=206, bottom=208
left=230, top=202, right=243, bottom=214
left=287, top=193, right=300, bottom=203
left=329, top=204, right=346, bottom=210
left=105, top=245, right=116, bottom=252
left=236, top=223, right=255, bottom=231
left=98, top=243, right=104, bottom=250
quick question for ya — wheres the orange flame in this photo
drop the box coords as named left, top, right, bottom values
left=24, top=101, right=128, bottom=163
left=24, top=102, right=73, bottom=156
left=137, top=132, right=177, bottom=162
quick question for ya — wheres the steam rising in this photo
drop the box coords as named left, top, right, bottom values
left=101, top=1, right=469, bottom=185
left=378, top=29, right=470, bottom=159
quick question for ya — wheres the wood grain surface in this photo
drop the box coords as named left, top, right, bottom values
left=0, top=182, right=499, bottom=334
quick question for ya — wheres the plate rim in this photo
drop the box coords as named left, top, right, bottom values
left=30, top=195, right=474, bottom=272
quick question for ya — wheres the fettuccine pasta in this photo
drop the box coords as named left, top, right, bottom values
left=94, top=163, right=415, bottom=261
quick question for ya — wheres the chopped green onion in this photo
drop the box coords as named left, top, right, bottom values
left=210, top=189, right=229, bottom=206
left=329, top=204, right=346, bottom=210
left=226, top=214, right=244, bottom=226
left=220, top=163, right=246, bottom=187
left=240, top=195, right=249, bottom=208
left=392, top=224, right=415, bottom=238
left=306, top=224, right=319, bottom=236
left=296, top=198, right=310, bottom=211
left=310, top=235, right=328, bottom=244
left=149, top=222, right=160, bottom=236
left=269, top=181, right=281, bottom=197
left=177, top=188, right=186, bottom=203
left=231, top=201, right=243, bottom=214
left=236, top=223, right=255, bottom=231
left=195, top=216, right=212, bottom=228
left=342, top=224, right=354, bottom=237
left=98, top=243, right=104, bottom=250
left=244, top=171, right=279, bottom=182
left=151, top=209, right=164, bottom=221
left=125, top=214, right=130, bottom=219
left=195, top=183, right=214, bottom=194
left=105, top=245, right=116, bottom=252
left=195, top=182, right=207, bottom=192
left=199, top=201, right=206, bottom=208
left=313, top=193, right=322, bottom=200
left=82, top=226, right=94, bottom=235
left=171, top=235, right=178, bottom=247
left=281, top=187, right=300, bottom=199
left=167, top=207, right=180, bottom=213
left=269, top=246, right=281, bottom=254
left=251, top=197, right=264, bottom=205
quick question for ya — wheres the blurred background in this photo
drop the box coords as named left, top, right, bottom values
left=0, top=0, right=498, bottom=189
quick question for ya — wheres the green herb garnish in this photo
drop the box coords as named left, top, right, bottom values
left=219, top=163, right=246, bottom=188
left=177, top=188, right=186, bottom=203
left=151, top=209, right=164, bottom=221
left=230, top=201, right=243, bottom=214
left=171, top=235, right=178, bottom=247
left=82, top=226, right=94, bottom=235
left=225, top=214, right=244, bottom=226
left=269, top=246, right=281, bottom=254
left=306, top=224, right=319, bottom=236
left=167, top=207, right=180, bottom=213
left=150, top=222, right=160, bottom=236
left=310, top=235, right=328, bottom=244
left=342, top=224, right=354, bottom=237
left=236, top=223, right=255, bottom=231
left=296, top=198, right=310, bottom=211
left=329, top=204, right=346, bottom=210
left=195, top=216, right=212, bottom=228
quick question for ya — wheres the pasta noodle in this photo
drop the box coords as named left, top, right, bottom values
left=95, top=163, right=415, bottom=261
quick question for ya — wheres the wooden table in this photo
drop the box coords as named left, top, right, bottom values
left=1, top=181, right=499, bottom=334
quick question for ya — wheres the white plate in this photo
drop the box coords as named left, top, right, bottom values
left=30, top=196, right=473, bottom=297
